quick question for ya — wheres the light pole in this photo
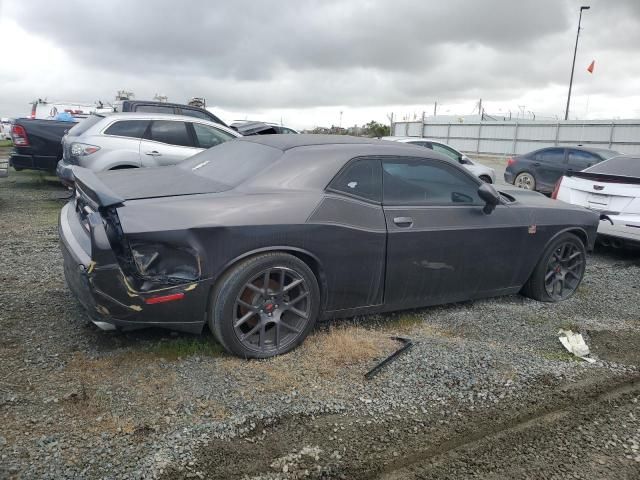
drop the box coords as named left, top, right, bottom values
left=564, top=5, right=590, bottom=120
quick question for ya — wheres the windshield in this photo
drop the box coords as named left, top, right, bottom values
left=179, top=140, right=281, bottom=186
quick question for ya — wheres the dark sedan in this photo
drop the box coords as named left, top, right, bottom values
left=504, top=146, right=620, bottom=194
left=59, top=135, right=601, bottom=358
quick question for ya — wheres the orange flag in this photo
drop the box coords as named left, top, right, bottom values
left=587, top=60, right=595, bottom=74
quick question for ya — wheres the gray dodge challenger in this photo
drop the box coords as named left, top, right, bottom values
left=59, top=135, right=600, bottom=358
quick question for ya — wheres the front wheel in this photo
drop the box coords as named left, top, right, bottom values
left=209, top=253, right=320, bottom=358
left=521, top=233, right=586, bottom=302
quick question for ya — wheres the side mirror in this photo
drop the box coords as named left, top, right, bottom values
left=459, top=155, right=473, bottom=165
left=478, top=183, right=500, bottom=214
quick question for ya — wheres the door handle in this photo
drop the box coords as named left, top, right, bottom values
left=144, top=151, right=161, bottom=156
left=393, top=216, right=414, bottom=227
left=532, top=162, right=541, bottom=167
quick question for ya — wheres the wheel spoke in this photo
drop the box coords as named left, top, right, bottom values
left=567, top=261, right=583, bottom=271
left=280, top=320, right=301, bottom=334
left=263, top=269, right=271, bottom=292
left=278, top=269, right=286, bottom=293
left=237, top=299, right=258, bottom=312
left=283, top=278, right=304, bottom=293
left=240, top=321, right=262, bottom=341
left=288, top=291, right=309, bottom=306
left=566, top=270, right=580, bottom=279
left=234, top=310, right=257, bottom=328
left=246, top=282, right=263, bottom=295
left=568, top=250, right=581, bottom=261
left=545, top=269, right=556, bottom=281
left=289, top=306, right=308, bottom=319
left=259, top=321, right=266, bottom=350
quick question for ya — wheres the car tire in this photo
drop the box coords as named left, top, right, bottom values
left=209, top=252, right=320, bottom=358
left=479, top=175, right=492, bottom=184
left=514, top=172, right=536, bottom=190
left=521, top=232, right=586, bottom=302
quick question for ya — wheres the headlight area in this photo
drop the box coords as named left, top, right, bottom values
left=128, top=242, right=201, bottom=291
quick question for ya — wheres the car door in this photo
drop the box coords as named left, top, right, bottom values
left=533, top=148, right=566, bottom=191
left=139, top=120, right=199, bottom=166
left=382, top=156, right=528, bottom=308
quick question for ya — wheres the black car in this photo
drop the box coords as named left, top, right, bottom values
left=59, top=135, right=600, bottom=358
left=504, top=146, right=620, bottom=194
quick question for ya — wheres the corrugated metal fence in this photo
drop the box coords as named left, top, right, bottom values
left=391, top=119, right=640, bottom=156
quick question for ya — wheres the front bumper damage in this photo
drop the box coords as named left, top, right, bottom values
left=59, top=202, right=209, bottom=333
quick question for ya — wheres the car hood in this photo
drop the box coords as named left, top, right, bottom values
left=499, top=187, right=586, bottom=210
left=96, top=166, right=231, bottom=201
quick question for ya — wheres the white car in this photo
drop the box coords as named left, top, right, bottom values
left=1, top=118, right=13, bottom=140
left=554, top=155, right=640, bottom=247
left=381, top=136, right=496, bottom=183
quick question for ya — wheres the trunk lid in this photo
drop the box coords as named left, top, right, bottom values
left=560, top=174, right=640, bottom=214
left=73, top=165, right=231, bottom=208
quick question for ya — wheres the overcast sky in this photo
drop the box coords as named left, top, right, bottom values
left=1, top=0, right=639, bottom=128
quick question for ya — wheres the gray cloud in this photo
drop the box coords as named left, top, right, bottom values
left=1, top=0, right=639, bottom=119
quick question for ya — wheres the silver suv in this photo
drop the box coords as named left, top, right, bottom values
left=56, top=112, right=240, bottom=186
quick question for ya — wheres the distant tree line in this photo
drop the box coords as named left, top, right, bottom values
left=303, top=120, right=390, bottom=138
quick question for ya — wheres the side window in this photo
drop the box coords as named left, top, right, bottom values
left=382, top=158, right=482, bottom=206
left=536, top=148, right=565, bottom=164
left=180, top=109, right=211, bottom=120
left=567, top=150, right=598, bottom=169
left=431, top=143, right=460, bottom=162
left=147, top=121, right=192, bottom=147
left=407, top=141, right=430, bottom=148
left=103, top=120, right=149, bottom=139
left=328, top=158, right=381, bottom=202
left=135, top=104, right=176, bottom=114
left=193, top=123, right=236, bottom=149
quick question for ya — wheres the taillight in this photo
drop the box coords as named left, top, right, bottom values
left=70, top=143, right=101, bottom=156
left=551, top=177, right=563, bottom=199
left=11, top=125, right=30, bottom=147
left=507, top=156, right=516, bottom=167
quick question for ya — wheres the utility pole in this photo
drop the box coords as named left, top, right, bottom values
left=433, top=101, right=437, bottom=117
left=565, top=6, right=590, bottom=120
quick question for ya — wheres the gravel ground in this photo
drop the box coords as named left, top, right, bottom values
left=1, top=164, right=639, bottom=479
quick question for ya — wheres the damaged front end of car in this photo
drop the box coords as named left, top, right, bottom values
left=58, top=168, right=209, bottom=333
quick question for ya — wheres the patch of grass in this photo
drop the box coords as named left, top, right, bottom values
left=0, top=140, right=12, bottom=147
left=383, top=312, right=424, bottom=332
left=305, top=325, right=388, bottom=366
left=146, top=336, right=225, bottom=360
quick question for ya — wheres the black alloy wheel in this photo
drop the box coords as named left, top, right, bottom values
left=233, top=267, right=311, bottom=354
left=521, top=232, right=586, bottom=302
left=210, top=253, right=320, bottom=358
left=543, top=241, right=585, bottom=301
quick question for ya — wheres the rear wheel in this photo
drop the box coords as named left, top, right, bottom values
left=209, top=253, right=320, bottom=358
left=514, top=172, right=535, bottom=190
left=521, top=233, right=586, bottom=302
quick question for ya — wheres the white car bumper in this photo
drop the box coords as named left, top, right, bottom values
left=598, top=214, right=640, bottom=243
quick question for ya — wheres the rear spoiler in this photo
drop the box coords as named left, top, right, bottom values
left=72, top=166, right=124, bottom=208
left=567, top=170, right=640, bottom=185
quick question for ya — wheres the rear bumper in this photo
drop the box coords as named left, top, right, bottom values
left=10, top=152, right=58, bottom=172
left=59, top=202, right=208, bottom=333
left=598, top=214, right=640, bottom=244
left=503, top=171, right=515, bottom=184
left=56, top=159, right=75, bottom=187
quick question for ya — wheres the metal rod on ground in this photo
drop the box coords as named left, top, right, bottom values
left=365, top=337, right=414, bottom=380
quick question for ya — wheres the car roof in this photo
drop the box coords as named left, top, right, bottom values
left=96, top=112, right=224, bottom=124
left=534, top=146, right=620, bottom=155
left=237, top=134, right=394, bottom=151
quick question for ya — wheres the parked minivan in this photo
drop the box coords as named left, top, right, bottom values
left=56, top=113, right=240, bottom=186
